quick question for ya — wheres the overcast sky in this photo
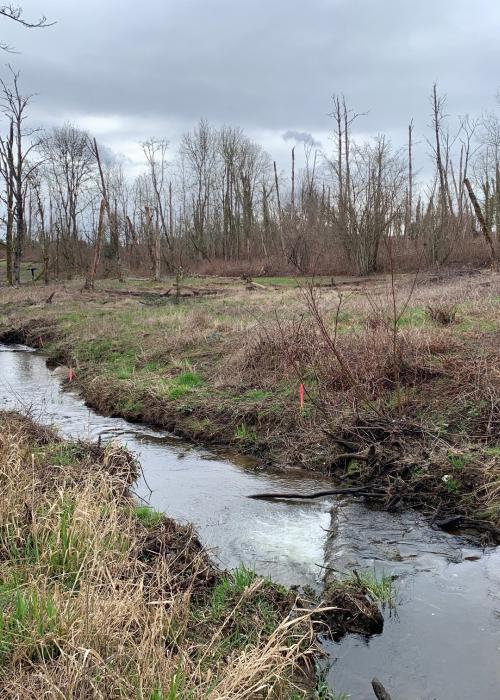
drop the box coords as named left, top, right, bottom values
left=3, top=0, right=500, bottom=175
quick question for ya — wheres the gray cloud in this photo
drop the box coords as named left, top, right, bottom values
left=282, top=130, right=322, bottom=148
left=3, top=0, right=500, bottom=170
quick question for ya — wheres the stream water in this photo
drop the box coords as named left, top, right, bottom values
left=0, top=344, right=499, bottom=699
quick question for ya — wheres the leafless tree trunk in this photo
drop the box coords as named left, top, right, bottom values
left=0, top=118, right=14, bottom=284
left=85, top=199, right=106, bottom=290
left=432, top=84, right=448, bottom=219
left=464, top=177, right=498, bottom=268
left=406, top=119, right=414, bottom=237
left=273, top=160, right=286, bottom=255
left=153, top=215, right=161, bottom=281
left=92, top=137, right=123, bottom=282
left=0, top=68, right=40, bottom=285
left=30, top=171, right=49, bottom=284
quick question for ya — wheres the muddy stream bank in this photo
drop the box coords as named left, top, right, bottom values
left=0, top=344, right=499, bottom=699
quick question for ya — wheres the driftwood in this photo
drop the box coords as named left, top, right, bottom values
left=372, top=678, right=392, bottom=700
left=101, top=287, right=222, bottom=300
left=242, top=276, right=268, bottom=291
left=45, top=291, right=55, bottom=304
left=247, top=485, right=377, bottom=500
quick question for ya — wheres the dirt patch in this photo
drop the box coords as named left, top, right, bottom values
left=136, top=517, right=220, bottom=597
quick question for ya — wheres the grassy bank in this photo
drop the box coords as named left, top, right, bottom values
left=0, top=270, right=499, bottom=540
left=0, top=411, right=325, bottom=698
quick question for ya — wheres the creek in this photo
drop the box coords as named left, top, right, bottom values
left=1, top=344, right=499, bottom=700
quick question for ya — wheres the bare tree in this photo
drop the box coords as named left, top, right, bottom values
left=405, top=119, right=414, bottom=237
left=141, top=137, right=171, bottom=277
left=327, top=97, right=404, bottom=274
left=0, top=67, right=40, bottom=284
left=0, top=4, right=54, bottom=51
left=464, top=177, right=498, bottom=269
left=84, top=199, right=106, bottom=290
left=91, top=137, right=123, bottom=282
left=180, top=120, right=216, bottom=260
left=0, top=117, right=14, bottom=283
left=41, top=124, right=94, bottom=273
left=29, top=168, right=49, bottom=283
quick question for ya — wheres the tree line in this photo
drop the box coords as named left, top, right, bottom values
left=0, top=71, right=498, bottom=285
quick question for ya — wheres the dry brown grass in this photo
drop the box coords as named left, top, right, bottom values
left=231, top=318, right=452, bottom=394
left=0, top=412, right=317, bottom=699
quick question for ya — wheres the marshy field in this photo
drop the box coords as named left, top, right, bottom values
left=0, top=268, right=499, bottom=699
left=2, top=0, right=500, bottom=696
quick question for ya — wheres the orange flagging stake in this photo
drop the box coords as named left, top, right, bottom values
left=68, top=368, right=75, bottom=382
left=299, top=383, right=305, bottom=410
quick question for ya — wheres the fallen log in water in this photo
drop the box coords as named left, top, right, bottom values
left=247, top=485, right=378, bottom=500
left=372, top=678, right=392, bottom=700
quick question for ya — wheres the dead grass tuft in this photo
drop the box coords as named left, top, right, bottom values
left=425, top=303, right=458, bottom=326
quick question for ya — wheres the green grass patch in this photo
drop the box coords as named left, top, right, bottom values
left=134, top=506, right=164, bottom=528
left=76, top=340, right=138, bottom=380
left=253, top=276, right=301, bottom=287
left=166, top=371, right=205, bottom=400
left=47, top=443, right=81, bottom=467
left=209, top=566, right=257, bottom=618
left=484, top=446, right=500, bottom=457
left=173, top=371, right=204, bottom=388
left=253, top=275, right=334, bottom=287
left=447, top=451, right=473, bottom=471
left=75, top=338, right=115, bottom=363
left=313, top=674, right=349, bottom=700
left=31, top=441, right=85, bottom=468
left=188, top=565, right=292, bottom=666
left=242, top=389, right=272, bottom=401
left=455, top=316, right=499, bottom=333
left=397, top=305, right=427, bottom=328
left=234, top=423, right=258, bottom=443
left=336, top=570, right=395, bottom=607
left=141, top=360, right=163, bottom=373
left=444, top=476, right=460, bottom=494
left=0, top=589, right=62, bottom=664
left=22, top=500, right=81, bottom=588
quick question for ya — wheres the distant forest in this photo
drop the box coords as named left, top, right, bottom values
left=0, top=74, right=498, bottom=284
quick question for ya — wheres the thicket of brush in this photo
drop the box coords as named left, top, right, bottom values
left=0, top=411, right=320, bottom=699
left=225, top=275, right=500, bottom=537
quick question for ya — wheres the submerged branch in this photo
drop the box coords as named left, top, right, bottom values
left=247, top=485, right=377, bottom=500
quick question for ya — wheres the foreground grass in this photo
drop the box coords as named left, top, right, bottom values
left=0, top=269, right=499, bottom=539
left=0, top=411, right=319, bottom=699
